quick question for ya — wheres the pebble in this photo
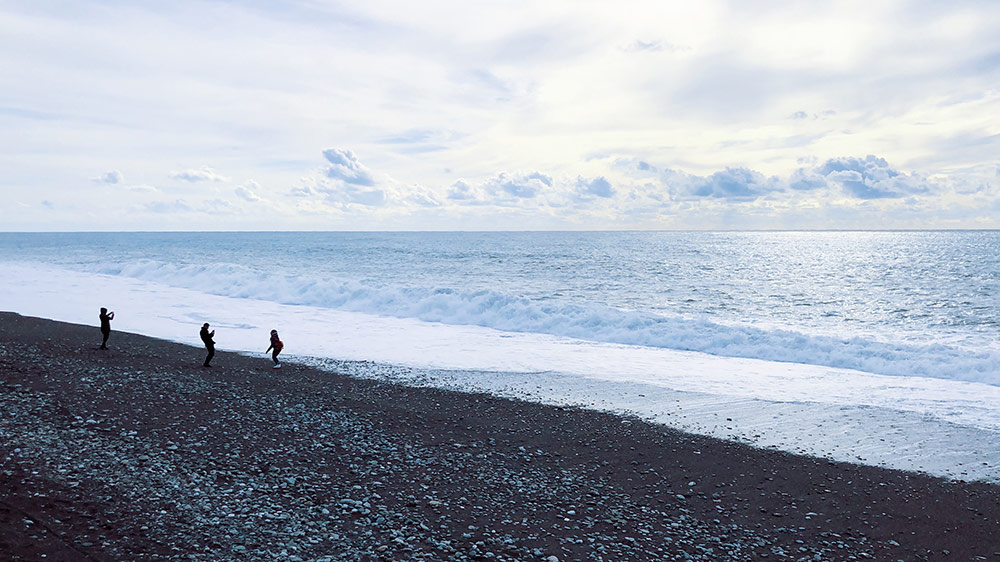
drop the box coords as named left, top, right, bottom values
left=1, top=320, right=991, bottom=562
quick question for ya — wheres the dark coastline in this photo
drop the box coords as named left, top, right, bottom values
left=1, top=312, right=998, bottom=561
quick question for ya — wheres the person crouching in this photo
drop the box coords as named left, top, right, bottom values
left=266, top=329, right=283, bottom=369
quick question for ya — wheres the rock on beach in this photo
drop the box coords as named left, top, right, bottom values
left=1, top=312, right=999, bottom=561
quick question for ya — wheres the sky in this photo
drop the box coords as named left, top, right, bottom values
left=2, top=0, right=999, bottom=231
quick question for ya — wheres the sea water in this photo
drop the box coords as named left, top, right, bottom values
left=2, top=231, right=999, bottom=480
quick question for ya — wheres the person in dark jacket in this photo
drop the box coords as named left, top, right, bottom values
left=200, top=323, right=215, bottom=367
left=265, top=329, right=283, bottom=369
left=99, top=307, right=115, bottom=349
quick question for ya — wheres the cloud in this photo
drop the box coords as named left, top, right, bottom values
left=304, top=149, right=388, bottom=206
left=343, top=188, right=387, bottom=206
left=789, top=110, right=836, bottom=120
left=322, top=148, right=375, bottom=186
left=630, top=155, right=936, bottom=204
left=289, top=185, right=315, bottom=197
left=126, top=184, right=159, bottom=193
left=444, top=172, right=555, bottom=206
left=817, top=155, right=930, bottom=199
left=4, top=1, right=1000, bottom=231
left=788, top=168, right=829, bottom=191
left=626, top=40, right=663, bottom=52
left=234, top=181, right=262, bottom=202
left=488, top=172, right=552, bottom=199
left=400, top=185, right=443, bottom=207
left=685, top=167, right=782, bottom=200
left=288, top=149, right=421, bottom=209
left=95, top=170, right=123, bottom=184
left=576, top=176, right=615, bottom=198
left=624, top=39, right=688, bottom=54
left=146, top=199, right=193, bottom=213
left=313, top=182, right=388, bottom=207
left=613, top=158, right=660, bottom=175
left=376, top=129, right=463, bottom=153
left=91, top=170, right=158, bottom=193
left=203, top=199, right=237, bottom=214
left=447, top=180, right=478, bottom=201
left=170, top=167, right=230, bottom=183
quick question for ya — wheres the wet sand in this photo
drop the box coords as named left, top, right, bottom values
left=1, top=312, right=998, bottom=561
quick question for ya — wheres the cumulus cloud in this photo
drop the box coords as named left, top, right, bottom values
left=170, top=167, right=230, bottom=183
left=633, top=155, right=935, bottom=203
left=95, top=170, right=123, bottom=184
left=322, top=148, right=375, bottom=186
left=91, top=169, right=159, bottom=192
left=685, top=167, right=781, bottom=200
left=400, top=185, right=443, bottom=207
left=447, top=180, right=479, bottom=201
left=576, top=176, right=615, bottom=198
left=817, top=155, right=930, bottom=199
left=203, top=146, right=947, bottom=226
left=489, top=172, right=552, bottom=199
left=289, top=149, right=391, bottom=208
left=235, top=181, right=262, bottom=202
left=788, top=168, right=828, bottom=191
left=444, top=172, right=555, bottom=206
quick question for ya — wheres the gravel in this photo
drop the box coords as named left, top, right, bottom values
left=1, top=312, right=998, bottom=561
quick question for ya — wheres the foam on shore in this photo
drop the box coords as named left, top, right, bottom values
left=3, top=261, right=999, bottom=482
left=76, top=258, right=1000, bottom=384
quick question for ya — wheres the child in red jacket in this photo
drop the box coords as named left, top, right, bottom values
left=266, top=329, right=283, bottom=368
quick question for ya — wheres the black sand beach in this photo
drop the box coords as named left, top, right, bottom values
left=1, top=312, right=998, bottom=561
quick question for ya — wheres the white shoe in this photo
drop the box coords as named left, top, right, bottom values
left=273, top=363, right=281, bottom=369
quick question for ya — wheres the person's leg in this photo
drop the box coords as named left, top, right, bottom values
left=204, top=346, right=215, bottom=367
left=101, top=329, right=110, bottom=349
left=272, top=349, right=280, bottom=365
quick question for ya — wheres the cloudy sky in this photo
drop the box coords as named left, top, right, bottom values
left=2, top=0, right=999, bottom=231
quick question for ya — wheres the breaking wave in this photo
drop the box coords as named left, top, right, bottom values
left=92, top=259, right=1000, bottom=385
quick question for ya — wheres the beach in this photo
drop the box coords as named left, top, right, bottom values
left=5, top=232, right=1000, bottom=486
left=2, top=312, right=998, bottom=561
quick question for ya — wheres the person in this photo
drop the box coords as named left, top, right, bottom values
left=266, top=329, right=283, bottom=368
left=200, top=322, right=215, bottom=367
left=99, top=307, right=115, bottom=349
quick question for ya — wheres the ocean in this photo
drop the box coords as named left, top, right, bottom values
left=2, top=231, right=999, bottom=480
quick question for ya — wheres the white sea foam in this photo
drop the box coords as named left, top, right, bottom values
left=84, top=259, right=1000, bottom=385
left=3, top=261, right=1000, bottom=482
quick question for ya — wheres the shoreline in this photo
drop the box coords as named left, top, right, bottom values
left=6, top=259, right=1000, bottom=484
left=302, top=356, right=1000, bottom=483
left=2, top=312, right=999, bottom=560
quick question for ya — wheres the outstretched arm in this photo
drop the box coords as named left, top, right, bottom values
left=266, top=344, right=273, bottom=353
